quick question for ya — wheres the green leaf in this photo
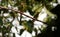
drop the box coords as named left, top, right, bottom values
left=22, top=20, right=33, bottom=33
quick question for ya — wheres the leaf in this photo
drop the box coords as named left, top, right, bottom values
left=45, top=7, right=56, bottom=17
left=22, top=20, right=33, bottom=33
left=1, top=0, right=8, bottom=7
left=33, top=6, right=43, bottom=17
left=20, top=29, right=25, bottom=35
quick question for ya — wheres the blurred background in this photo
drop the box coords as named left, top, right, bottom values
left=0, top=0, right=60, bottom=37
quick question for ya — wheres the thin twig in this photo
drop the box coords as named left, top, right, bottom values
left=0, top=6, right=48, bottom=24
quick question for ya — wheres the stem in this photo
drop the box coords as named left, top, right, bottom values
left=13, top=33, right=15, bottom=37
left=20, top=12, right=22, bottom=25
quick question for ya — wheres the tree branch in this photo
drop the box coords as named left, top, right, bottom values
left=0, top=6, right=48, bottom=24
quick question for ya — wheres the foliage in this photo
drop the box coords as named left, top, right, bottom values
left=0, top=0, right=58, bottom=37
